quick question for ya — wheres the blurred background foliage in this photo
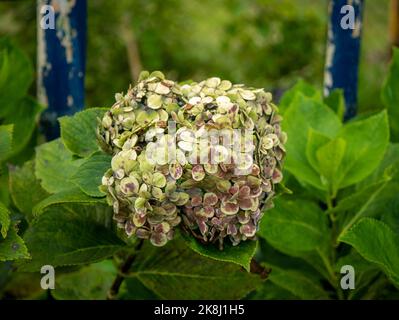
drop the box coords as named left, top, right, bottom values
left=0, top=0, right=391, bottom=113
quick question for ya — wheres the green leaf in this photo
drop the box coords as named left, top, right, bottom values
left=0, top=38, right=33, bottom=118
left=0, top=124, right=13, bottom=162
left=336, top=181, right=399, bottom=241
left=259, top=196, right=329, bottom=256
left=324, top=89, right=345, bottom=121
left=382, top=209, right=399, bottom=233
left=282, top=93, right=342, bottom=190
left=35, top=139, right=84, bottom=193
left=52, top=261, right=116, bottom=300
left=181, top=231, right=257, bottom=272
left=333, top=181, right=389, bottom=234
left=9, top=160, right=49, bottom=221
left=316, top=138, right=347, bottom=195
left=128, top=239, right=264, bottom=299
left=357, top=143, right=399, bottom=188
left=2, top=97, right=44, bottom=157
left=119, top=278, right=159, bottom=300
left=306, top=129, right=331, bottom=172
left=20, top=203, right=125, bottom=271
left=265, top=265, right=329, bottom=299
left=257, top=239, right=331, bottom=291
left=249, top=281, right=299, bottom=300
left=59, top=108, right=108, bottom=157
left=0, top=270, right=44, bottom=299
left=336, top=111, right=389, bottom=188
left=257, top=240, right=330, bottom=299
left=0, top=226, right=30, bottom=262
left=70, top=152, right=111, bottom=197
left=382, top=47, right=399, bottom=142
left=0, top=164, right=9, bottom=207
left=0, top=202, right=10, bottom=238
left=279, top=80, right=322, bottom=114
left=339, top=218, right=399, bottom=287
left=335, top=250, right=381, bottom=300
left=33, top=188, right=105, bottom=217
left=334, top=144, right=399, bottom=236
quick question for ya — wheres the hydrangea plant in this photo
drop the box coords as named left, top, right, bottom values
left=97, top=71, right=286, bottom=248
left=3, top=39, right=399, bottom=301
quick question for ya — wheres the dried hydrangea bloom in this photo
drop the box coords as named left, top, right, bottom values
left=176, top=79, right=286, bottom=248
left=97, top=71, right=286, bottom=249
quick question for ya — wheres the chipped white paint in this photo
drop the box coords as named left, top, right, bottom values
left=323, top=0, right=362, bottom=97
left=67, top=94, right=74, bottom=107
left=324, top=2, right=335, bottom=97
left=352, top=9, right=362, bottom=38
left=348, top=0, right=362, bottom=38
left=52, top=0, right=76, bottom=64
left=37, top=0, right=79, bottom=107
left=37, top=0, right=49, bottom=106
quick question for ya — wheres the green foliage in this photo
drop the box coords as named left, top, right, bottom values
left=0, top=39, right=42, bottom=162
left=52, top=261, right=117, bottom=300
left=2, top=97, right=44, bottom=157
left=336, top=111, right=389, bottom=189
left=264, top=266, right=329, bottom=299
left=35, top=139, right=84, bottom=193
left=314, top=137, right=346, bottom=194
left=259, top=198, right=329, bottom=256
left=255, top=240, right=330, bottom=299
left=9, top=160, right=49, bottom=221
left=382, top=48, right=399, bottom=142
left=333, top=143, right=399, bottom=238
left=0, top=226, right=29, bottom=262
left=119, top=277, right=159, bottom=300
left=0, top=38, right=33, bottom=118
left=249, top=281, right=298, bottom=300
left=0, top=202, right=10, bottom=238
left=60, top=108, right=108, bottom=157
left=256, top=77, right=399, bottom=300
left=339, top=218, right=399, bottom=287
left=0, top=39, right=42, bottom=274
left=282, top=92, right=342, bottom=190
left=335, top=251, right=381, bottom=300
left=181, top=231, right=257, bottom=272
left=20, top=203, right=125, bottom=271
left=0, top=124, right=13, bottom=162
left=278, top=79, right=322, bottom=114
left=128, top=239, right=263, bottom=299
left=324, top=89, right=345, bottom=121
left=32, top=188, right=105, bottom=217
left=70, top=153, right=112, bottom=197
left=1, top=29, right=399, bottom=300
left=283, top=89, right=389, bottom=196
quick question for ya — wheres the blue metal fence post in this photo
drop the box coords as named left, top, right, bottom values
left=37, top=0, right=87, bottom=139
left=324, top=0, right=364, bottom=120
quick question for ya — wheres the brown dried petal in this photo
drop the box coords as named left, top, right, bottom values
left=220, top=201, right=239, bottom=216
left=240, top=223, right=256, bottom=237
left=192, top=165, right=205, bottom=181
left=203, top=192, right=218, bottom=206
left=150, top=232, right=168, bottom=246
left=169, top=163, right=183, bottom=180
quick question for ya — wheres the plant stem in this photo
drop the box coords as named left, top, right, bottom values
left=326, top=194, right=333, bottom=211
left=107, top=239, right=144, bottom=300
left=317, top=248, right=336, bottom=285
left=250, top=258, right=271, bottom=279
left=324, top=193, right=346, bottom=300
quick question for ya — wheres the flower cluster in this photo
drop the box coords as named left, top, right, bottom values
left=97, top=71, right=286, bottom=248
